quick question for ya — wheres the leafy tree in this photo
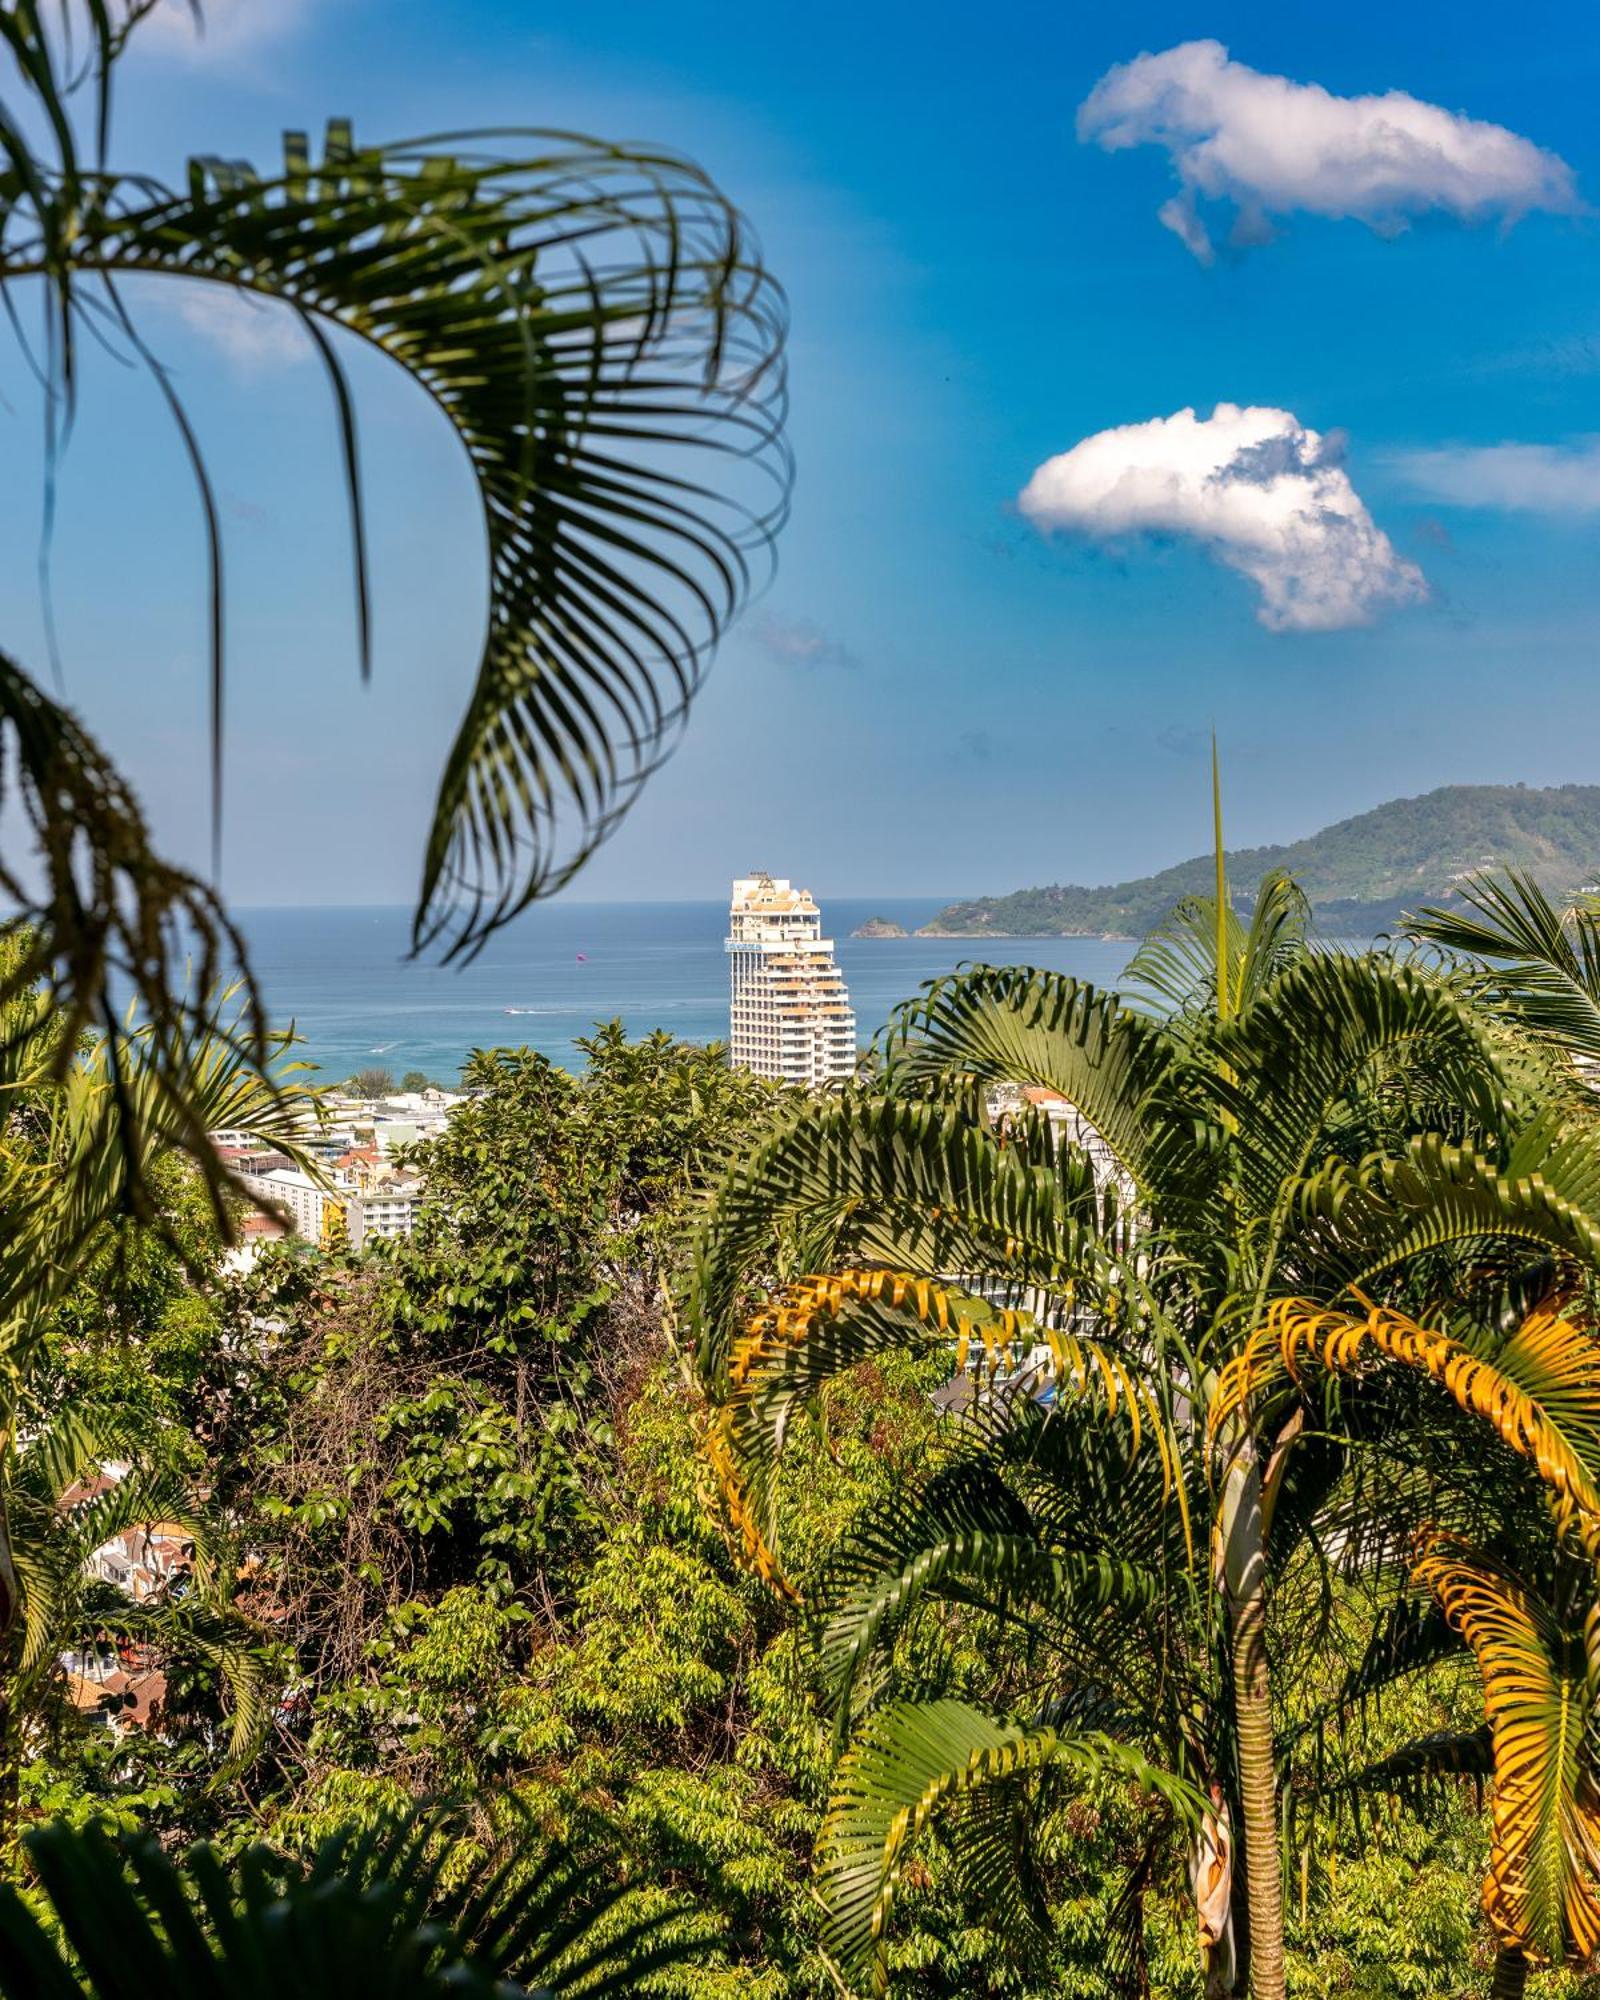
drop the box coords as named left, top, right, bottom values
left=348, top=1070, right=397, bottom=1100
left=400, top=1072, right=432, bottom=1094
left=686, top=862, right=1600, bottom=1997
left=204, top=1035, right=783, bottom=1705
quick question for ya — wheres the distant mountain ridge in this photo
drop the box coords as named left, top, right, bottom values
left=922, top=785, right=1600, bottom=938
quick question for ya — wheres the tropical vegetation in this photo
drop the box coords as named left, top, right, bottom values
left=689, top=857, right=1600, bottom=1996
left=4, top=7, right=1600, bottom=1999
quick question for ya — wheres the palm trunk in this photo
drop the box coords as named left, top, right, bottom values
left=1489, top=1947, right=1528, bottom=1999
left=1219, top=1441, right=1285, bottom=2000
left=0, top=1459, right=18, bottom=1864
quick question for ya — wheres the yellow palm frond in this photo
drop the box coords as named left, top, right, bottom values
left=1214, top=1298, right=1600, bottom=1544
left=707, top=1268, right=1178, bottom=1596
left=1414, top=1533, right=1600, bottom=1965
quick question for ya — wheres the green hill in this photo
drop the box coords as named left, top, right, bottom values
left=922, top=784, right=1600, bottom=938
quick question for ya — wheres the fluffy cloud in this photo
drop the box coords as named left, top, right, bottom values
left=1392, top=439, right=1600, bottom=513
left=749, top=614, right=861, bottom=671
left=1018, top=403, right=1426, bottom=632
left=1078, top=40, right=1580, bottom=261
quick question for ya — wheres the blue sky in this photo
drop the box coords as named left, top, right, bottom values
left=3, top=0, right=1600, bottom=907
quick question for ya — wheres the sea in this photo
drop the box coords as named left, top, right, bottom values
left=230, top=900, right=1141, bottom=1085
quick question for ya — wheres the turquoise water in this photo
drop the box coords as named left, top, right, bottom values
left=231, top=900, right=1140, bottom=1084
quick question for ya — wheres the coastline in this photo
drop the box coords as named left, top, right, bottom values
left=905, top=929, right=1140, bottom=943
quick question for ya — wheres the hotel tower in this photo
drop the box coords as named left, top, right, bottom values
left=726, top=874, right=857, bottom=1087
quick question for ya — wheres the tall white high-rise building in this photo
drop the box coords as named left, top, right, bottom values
left=727, top=874, right=857, bottom=1087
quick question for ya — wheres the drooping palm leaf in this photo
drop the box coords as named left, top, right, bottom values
left=0, top=1000, right=320, bottom=1365
left=812, top=1454, right=1167, bottom=1740
left=1216, top=1297, right=1600, bottom=1547
left=4, top=1407, right=270, bottom=1764
left=707, top=1267, right=1172, bottom=1593
left=0, top=654, right=281, bottom=1227
left=2, top=11, right=791, bottom=958
left=685, top=1092, right=1125, bottom=1393
left=1414, top=1536, right=1600, bottom=1965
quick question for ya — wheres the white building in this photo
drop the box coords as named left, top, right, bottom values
left=235, top=1166, right=338, bottom=1241
left=344, top=1183, right=427, bottom=1252
left=727, top=874, right=857, bottom=1088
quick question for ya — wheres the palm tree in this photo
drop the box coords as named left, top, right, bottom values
left=0, top=1808, right=697, bottom=1996
left=0, top=1406, right=266, bottom=1851
left=686, top=887, right=1600, bottom=1995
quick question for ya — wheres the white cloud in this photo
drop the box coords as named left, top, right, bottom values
left=167, top=284, right=310, bottom=376
left=1078, top=39, right=1580, bottom=261
left=1018, top=403, right=1426, bottom=632
left=137, top=0, right=309, bottom=64
left=1392, top=439, right=1600, bottom=512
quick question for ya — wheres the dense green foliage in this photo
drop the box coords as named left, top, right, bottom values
left=925, top=783, right=1600, bottom=937
left=10, top=992, right=1600, bottom=1996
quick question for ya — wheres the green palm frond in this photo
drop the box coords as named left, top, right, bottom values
left=10, top=1407, right=149, bottom=1510
left=3, top=17, right=790, bottom=958
left=685, top=1092, right=1123, bottom=1394
left=0, top=655, right=284, bottom=1229
left=3, top=997, right=321, bottom=1334
left=1123, top=867, right=1313, bottom=1021
left=876, top=967, right=1211, bottom=1204
left=813, top=1456, right=1166, bottom=1738
left=816, top=1697, right=1202, bottom=1994
left=0, top=1808, right=698, bottom=1997
left=1346, top=1725, right=1494, bottom=1798
left=1216, top=952, right=1511, bottom=1238
left=1407, top=871, right=1600, bottom=1063
left=3, top=1402, right=269, bottom=1761
left=1291, top=1129, right=1600, bottom=1299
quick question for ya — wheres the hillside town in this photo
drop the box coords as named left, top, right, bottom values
left=213, top=1079, right=466, bottom=1261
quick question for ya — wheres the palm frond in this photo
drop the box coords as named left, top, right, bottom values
left=875, top=968, right=1210, bottom=1206
left=812, top=1457, right=1165, bottom=1736
left=707, top=1267, right=1171, bottom=1594
left=1292, top=1129, right=1600, bottom=1300
left=0, top=1807, right=698, bottom=1996
left=685, top=1092, right=1122, bottom=1395
left=3, top=66, right=790, bottom=956
left=1123, top=868, right=1312, bottom=1021
left=1216, top=953, right=1510, bottom=1235
left=1407, top=871, right=1600, bottom=1063
left=1216, top=1298, right=1600, bottom=1546
left=0, top=655, right=289, bottom=1241
left=1414, top=1536, right=1600, bottom=1965
left=816, top=1696, right=1201, bottom=1994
